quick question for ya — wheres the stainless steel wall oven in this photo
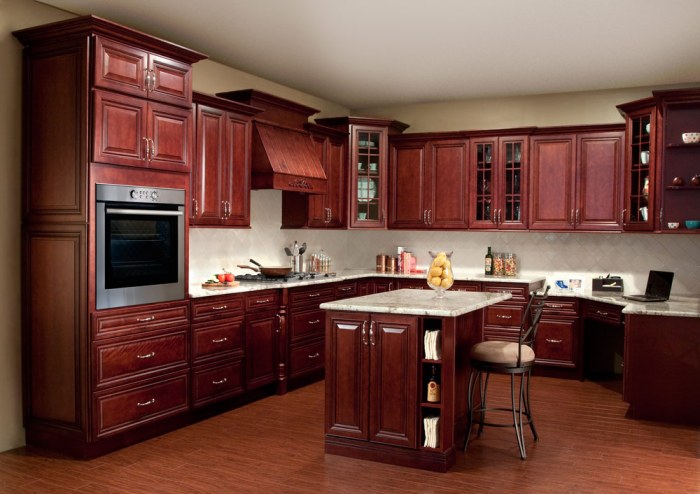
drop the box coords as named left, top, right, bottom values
left=95, top=184, right=185, bottom=309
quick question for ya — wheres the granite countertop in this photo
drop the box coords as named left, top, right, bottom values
left=319, top=288, right=512, bottom=317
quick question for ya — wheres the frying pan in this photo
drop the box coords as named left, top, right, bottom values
left=238, top=258, right=292, bottom=278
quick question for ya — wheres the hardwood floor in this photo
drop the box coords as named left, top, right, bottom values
left=1, top=376, right=698, bottom=493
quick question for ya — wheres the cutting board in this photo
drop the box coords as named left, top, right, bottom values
left=201, top=281, right=240, bottom=289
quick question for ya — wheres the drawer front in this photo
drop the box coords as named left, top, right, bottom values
left=289, top=339, right=325, bottom=378
left=535, top=321, right=575, bottom=365
left=482, top=283, right=528, bottom=302
left=94, top=330, right=188, bottom=388
left=542, top=298, right=578, bottom=317
left=485, top=305, right=523, bottom=328
left=192, top=360, right=244, bottom=407
left=289, top=286, right=334, bottom=307
left=94, top=372, right=189, bottom=438
left=585, top=301, right=623, bottom=325
left=453, top=281, right=481, bottom=292
left=245, top=290, right=279, bottom=312
left=290, top=309, right=325, bottom=341
left=93, top=301, right=189, bottom=339
left=334, top=282, right=358, bottom=299
left=483, top=327, right=520, bottom=343
left=192, top=318, right=244, bottom=361
left=397, top=279, right=428, bottom=290
left=191, top=295, right=244, bottom=322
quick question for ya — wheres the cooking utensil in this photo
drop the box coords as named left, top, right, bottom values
left=238, top=258, right=292, bottom=278
left=284, top=247, right=293, bottom=256
left=299, top=242, right=307, bottom=255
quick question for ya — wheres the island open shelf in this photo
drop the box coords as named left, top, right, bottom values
left=320, top=289, right=511, bottom=472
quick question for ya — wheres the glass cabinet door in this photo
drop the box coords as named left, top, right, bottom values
left=351, top=128, right=386, bottom=228
left=472, top=140, right=495, bottom=228
left=624, top=111, right=655, bottom=230
left=500, top=139, right=527, bottom=229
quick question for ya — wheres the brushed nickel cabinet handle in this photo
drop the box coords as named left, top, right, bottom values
left=212, top=305, right=227, bottom=311
left=545, top=338, right=563, bottom=344
left=496, top=314, right=512, bottom=320
left=596, top=310, right=609, bottom=316
left=576, top=208, right=580, bottom=225
left=142, top=137, right=149, bottom=161
left=256, top=298, right=271, bottom=304
left=212, top=378, right=228, bottom=385
left=308, top=293, right=321, bottom=298
left=621, top=208, right=626, bottom=226
left=136, top=352, right=155, bottom=359
left=143, top=69, right=149, bottom=91
left=308, top=353, right=320, bottom=359
left=136, top=316, right=155, bottom=322
left=308, top=319, right=321, bottom=325
left=361, top=321, right=368, bottom=346
left=546, top=304, right=564, bottom=309
left=193, top=197, right=198, bottom=217
left=338, top=287, right=352, bottom=292
left=212, top=337, right=228, bottom=343
left=149, top=138, right=155, bottom=160
left=137, top=398, right=155, bottom=407
left=369, top=321, right=376, bottom=346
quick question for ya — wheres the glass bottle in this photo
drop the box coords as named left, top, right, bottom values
left=427, top=365, right=441, bottom=403
left=485, top=246, right=493, bottom=275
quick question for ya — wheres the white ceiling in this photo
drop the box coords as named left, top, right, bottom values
left=40, top=0, right=700, bottom=109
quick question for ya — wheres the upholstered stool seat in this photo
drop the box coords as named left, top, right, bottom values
left=463, top=286, right=550, bottom=460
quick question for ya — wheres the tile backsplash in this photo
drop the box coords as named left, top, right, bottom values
left=190, top=190, right=700, bottom=295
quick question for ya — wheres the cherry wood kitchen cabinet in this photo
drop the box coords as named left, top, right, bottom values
left=389, top=135, right=469, bottom=229
left=534, top=298, right=580, bottom=375
left=617, top=98, right=659, bottom=231
left=244, top=290, right=282, bottom=390
left=315, top=117, right=409, bottom=229
left=529, top=125, right=624, bottom=231
left=282, top=123, right=348, bottom=228
left=190, top=92, right=260, bottom=226
left=190, top=294, right=246, bottom=407
left=14, top=15, right=206, bottom=458
left=469, top=132, right=531, bottom=230
left=325, top=312, right=419, bottom=447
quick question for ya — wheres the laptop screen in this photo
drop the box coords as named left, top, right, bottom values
left=645, top=270, right=674, bottom=298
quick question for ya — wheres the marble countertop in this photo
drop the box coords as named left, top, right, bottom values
left=319, top=288, right=512, bottom=317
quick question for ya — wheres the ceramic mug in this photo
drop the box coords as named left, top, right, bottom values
left=640, top=151, right=650, bottom=164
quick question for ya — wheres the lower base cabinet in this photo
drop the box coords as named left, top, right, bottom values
left=534, top=298, right=579, bottom=372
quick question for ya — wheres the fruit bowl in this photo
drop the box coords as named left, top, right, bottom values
left=685, top=220, right=700, bottom=229
left=681, top=132, right=700, bottom=144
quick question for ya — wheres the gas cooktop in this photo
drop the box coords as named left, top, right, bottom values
left=235, top=272, right=336, bottom=283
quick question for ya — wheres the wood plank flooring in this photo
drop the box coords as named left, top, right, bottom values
left=0, top=376, right=698, bottom=493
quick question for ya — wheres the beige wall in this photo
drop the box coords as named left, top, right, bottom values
left=1, top=0, right=697, bottom=455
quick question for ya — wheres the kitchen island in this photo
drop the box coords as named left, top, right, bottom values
left=320, top=289, right=512, bottom=472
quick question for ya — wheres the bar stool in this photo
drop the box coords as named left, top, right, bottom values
left=463, top=286, right=550, bottom=459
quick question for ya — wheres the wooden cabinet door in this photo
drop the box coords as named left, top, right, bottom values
left=148, top=53, right=193, bottom=107
left=245, top=310, right=279, bottom=390
left=350, top=126, right=387, bottom=228
left=307, top=135, right=328, bottom=227
left=93, top=90, right=147, bottom=167
left=389, top=140, right=427, bottom=228
left=368, top=315, right=418, bottom=448
left=325, top=312, right=369, bottom=440
left=223, top=113, right=251, bottom=226
left=428, top=139, right=469, bottom=229
left=469, top=138, right=498, bottom=229
left=529, top=135, right=576, bottom=230
left=148, top=101, right=192, bottom=172
left=497, top=137, right=528, bottom=230
left=307, top=134, right=346, bottom=228
left=535, top=318, right=578, bottom=368
left=94, top=35, right=148, bottom=98
left=575, top=132, right=623, bottom=230
left=192, top=104, right=226, bottom=224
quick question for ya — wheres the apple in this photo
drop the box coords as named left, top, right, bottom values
left=225, top=273, right=234, bottom=282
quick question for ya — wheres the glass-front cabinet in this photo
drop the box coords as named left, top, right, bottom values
left=470, top=135, right=528, bottom=230
left=617, top=99, right=658, bottom=231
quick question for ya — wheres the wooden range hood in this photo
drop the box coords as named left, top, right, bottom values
left=217, top=89, right=327, bottom=194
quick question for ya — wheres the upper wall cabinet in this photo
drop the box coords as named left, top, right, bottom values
left=529, top=126, right=624, bottom=231
left=388, top=135, right=469, bottom=229
left=469, top=132, right=531, bottom=230
left=190, top=92, right=261, bottom=227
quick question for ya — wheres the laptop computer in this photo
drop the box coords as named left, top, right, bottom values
left=623, top=270, right=674, bottom=302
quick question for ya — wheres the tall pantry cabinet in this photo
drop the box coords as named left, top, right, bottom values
left=14, top=16, right=206, bottom=457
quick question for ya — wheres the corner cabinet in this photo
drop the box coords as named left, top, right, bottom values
left=389, top=134, right=470, bottom=229
left=190, top=92, right=260, bottom=227
left=469, top=133, right=531, bottom=230
left=315, top=117, right=409, bottom=229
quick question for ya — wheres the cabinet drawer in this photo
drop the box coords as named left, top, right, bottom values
left=453, top=281, right=481, bottom=292
left=585, top=301, right=623, bottom=325
left=542, top=298, right=578, bottom=317
left=191, top=295, right=244, bottom=322
left=94, top=330, right=188, bottom=388
left=289, top=339, right=325, bottom=378
left=290, top=309, right=325, bottom=341
left=92, top=301, right=189, bottom=339
left=483, top=327, right=520, bottom=343
left=192, top=360, right=244, bottom=407
left=289, top=286, right=334, bottom=307
left=334, top=282, right=358, bottom=299
left=192, top=318, right=244, bottom=362
left=94, top=372, right=189, bottom=438
left=245, top=290, right=279, bottom=312
left=485, top=305, right=522, bottom=328
left=482, top=283, right=528, bottom=302
left=535, top=321, right=575, bottom=366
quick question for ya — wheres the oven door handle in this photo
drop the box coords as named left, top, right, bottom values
left=105, top=208, right=183, bottom=216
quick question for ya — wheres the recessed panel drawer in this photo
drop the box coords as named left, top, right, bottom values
left=290, top=309, right=325, bottom=341
left=484, top=305, right=522, bottom=328
left=94, top=330, right=188, bottom=388
left=191, top=295, right=244, bottom=322
left=542, top=298, right=579, bottom=317
left=482, top=283, right=528, bottom=302
left=192, top=360, right=244, bottom=407
left=585, top=301, right=623, bottom=325
left=289, top=339, right=325, bottom=378
left=94, top=372, right=189, bottom=438
left=192, top=317, right=244, bottom=361
left=535, top=321, right=575, bottom=365
left=334, top=282, right=358, bottom=299
left=289, top=286, right=334, bottom=307
left=92, top=301, right=189, bottom=339
left=245, top=290, right=279, bottom=312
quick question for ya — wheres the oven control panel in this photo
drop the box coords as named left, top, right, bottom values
left=130, top=189, right=159, bottom=202
left=96, top=184, right=184, bottom=206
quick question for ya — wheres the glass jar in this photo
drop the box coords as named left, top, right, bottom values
left=505, top=253, right=517, bottom=277
left=493, top=252, right=505, bottom=276
left=427, top=251, right=454, bottom=298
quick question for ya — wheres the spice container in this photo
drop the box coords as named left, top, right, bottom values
left=505, top=253, right=517, bottom=277
left=376, top=254, right=386, bottom=273
left=493, top=252, right=505, bottom=276
left=385, top=256, right=397, bottom=273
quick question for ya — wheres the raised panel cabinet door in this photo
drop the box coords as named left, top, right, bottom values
left=325, top=312, right=369, bottom=440
left=429, top=139, right=469, bottom=228
left=307, top=135, right=328, bottom=227
left=148, top=53, right=193, bottom=107
left=576, top=132, right=624, bottom=230
left=148, top=101, right=192, bottom=172
left=529, top=135, right=576, bottom=230
left=534, top=318, right=578, bottom=367
left=245, top=310, right=279, bottom=390
left=93, top=90, right=147, bottom=167
left=222, top=114, right=251, bottom=226
left=94, top=35, right=148, bottom=97
left=369, top=315, right=418, bottom=448
left=389, top=141, right=427, bottom=228
left=192, top=104, right=226, bottom=224
left=325, top=137, right=347, bottom=227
